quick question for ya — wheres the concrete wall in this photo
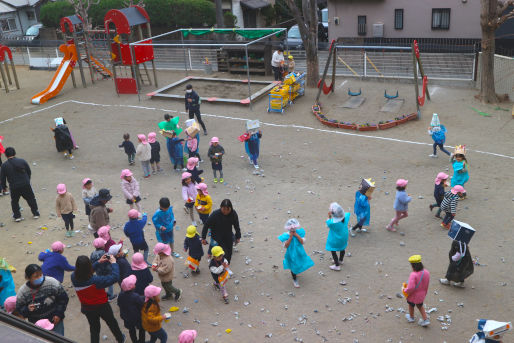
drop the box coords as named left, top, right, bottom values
left=328, top=0, right=481, bottom=41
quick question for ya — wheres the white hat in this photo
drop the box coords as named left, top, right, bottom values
left=54, top=117, right=64, bottom=126
left=108, top=243, right=123, bottom=256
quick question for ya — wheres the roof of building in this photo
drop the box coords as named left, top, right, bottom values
left=0, top=0, right=42, bottom=8
left=0, top=1, right=16, bottom=14
left=240, top=0, right=271, bottom=10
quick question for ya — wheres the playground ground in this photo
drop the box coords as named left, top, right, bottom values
left=1, top=67, right=513, bottom=342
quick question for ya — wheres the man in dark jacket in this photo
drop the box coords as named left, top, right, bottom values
left=0, top=147, right=40, bottom=221
left=185, top=84, right=207, bottom=135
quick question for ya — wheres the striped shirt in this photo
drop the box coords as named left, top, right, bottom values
left=440, top=191, right=459, bottom=214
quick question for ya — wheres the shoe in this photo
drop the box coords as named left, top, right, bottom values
left=152, top=170, right=157, bottom=175
left=174, top=289, right=182, bottom=301
left=213, top=178, right=218, bottom=183
left=429, top=204, right=434, bottom=212
left=429, top=154, right=438, bottom=158
left=69, top=155, right=74, bottom=160
left=182, top=168, right=187, bottom=172
left=203, top=130, right=208, bottom=136
left=219, top=178, right=224, bottom=183
left=405, top=314, right=415, bottom=323
left=452, top=282, right=465, bottom=288
left=3, top=191, right=9, bottom=195
left=292, top=279, right=300, bottom=288
left=254, top=164, right=260, bottom=169
left=64, top=152, right=68, bottom=157
left=162, top=294, right=172, bottom=300
left=70, top=231, right=75, bottom=237
left=199, top=159, right=204, bottom=163
left=223, top=296, right=229, bottom=304
left=439, top=278, right=450, bottom=285
left=173, top=252, right=180, bottom=258
left=15, top=217, right=22, bottom=222
left=361, top=228, right=368, bottom=233
left=418, top=318, right=430, bottom=327
left=33, top=215, right=39, bottom=219
left=386, top=225, right=396, bottom=232
left=65, top=231, right=71, bottom=237
left=192, top=221, right=197, bottom=227
left=329, top=264, right=341, bottom=271
left=227, top=269, right=233, bottom=276
left=350, top=230, right=356, bottom=237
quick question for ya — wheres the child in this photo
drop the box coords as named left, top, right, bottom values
left=440, top=240, right=474, bottom=287
left=90, top=238, right=116, bottom=301
left=186, top=157, right=203, bottom=184
left=152, top=243, right=182, bottom=301
left=440, top=185, right=465, bottom=230
left=136, top=134, right=152, bottom=179
left=325, top=202, right=350, bottom=271
left=178, top=330, right=197, bottom=343
left=118, top=275, right=146, bottom=343
left=121, top=169, right=142, bottom=212
left=277, top=219, right=314, bottom=288
left=109, top=244, right=131, bottom=286
left=38, top=241, right=75, bottom=283
left=55, top=183, right=77, bottom=237
left=184, top=225, right=204, bottom=273
left=142, top=285, right=168, bottom=343
left=402, top=254, right=430, bottom=327
left=131, top=252, right=153, bottom=296
left=430, top=172, right=449, bottom=218
left=52, top=117, right=74, bottom=159
left=0, top=258, right=16, bottom=309
left=209, top=246, right=230, bottom=304
left=98, top=225, right=121, bottom=253
left=152, top=197, right=176, bottom=253
left=148, top=132, right=163, bottom=174
left=4, top=296, right=22, bottom=317
left=171, top=132, right=185, bottom=171
left=194, top=183, right=212, bottom=225
left=124, top=209, right=150, bottom=265
left=427, top=113, right=451, bottom=158
left=119, top=133, right=136, bottom=165
left=81, top=178, right=97, bottom=218
left=185, top=131, right=199, bottom=159
left=245, top=129, right=262, bottom=169
left=182, top=172, right=197, bottom=226
left=386, top=179, right=412, bottom=232
left=351, top=178, right=373, bottom=236
left=450, top=145, right=469, bottom=198
left=207, top=137, right=225, bottom=183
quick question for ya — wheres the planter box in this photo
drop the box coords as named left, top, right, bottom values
left=319, top=118, right=331, bottom=126
left=324, top=121, right=339, bottom=128
left=358, top=125, right=378, bottom=131
left=396, top=117, right=408, bottom=124
left=338, top=123, right=357, bottom=130
left=406, top=113, right=418, bottom=121
left=378, top=121, right=397, bottom=130
left=312, top=105, right=321, bottom=112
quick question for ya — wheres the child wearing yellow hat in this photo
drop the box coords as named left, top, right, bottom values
left=209, top=246, right=230, bottom=304
left=402, top=255, right=431, bottom=327
left=184, top=226, right=204, bottom=273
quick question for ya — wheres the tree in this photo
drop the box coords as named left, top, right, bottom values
left=479, top=0, right=514, bottom=103
left=67, top=0, right=100, bottom=30
left=40, top=1, right=75, bottom=28
left=87, top=0, right=124, bottom=27
left=215, top=0, right=224, bottom=28
left=285, top=0, right=319, bottom=87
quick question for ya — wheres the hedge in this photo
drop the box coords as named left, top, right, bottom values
left=40, top=1, right=75, bottom=28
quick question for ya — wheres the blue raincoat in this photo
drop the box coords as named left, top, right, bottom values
left=325, top=212, right=350, bottom=251
left=354, top=191, right=370, bottom=226
left=451, top=160, right=469, bottom=187
left=430, top=125, right=447, bottom=144
left=278, top=228, right=314, bottom=275
left=0, top=259, right=16, bottom=306
left=152, top=207, right=175, bottom=244
left=245, top=132, right=261, bottom=165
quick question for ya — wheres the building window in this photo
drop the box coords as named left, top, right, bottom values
left=0, top=18, right=17, bottom=32
left=357, top=16, right=366, bottom=35
left=27, top=11, right=36, bottom=21
left=432, top=8, right=450, bottom=30
left=394, top=9, right=403, bottom=30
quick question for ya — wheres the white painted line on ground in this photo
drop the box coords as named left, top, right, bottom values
left=2, top=100, right=513, bottom=160
left=335, top=80, right=348, bottom=90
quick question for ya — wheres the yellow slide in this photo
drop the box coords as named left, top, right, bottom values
left=31, top=44, right=78, bottom=105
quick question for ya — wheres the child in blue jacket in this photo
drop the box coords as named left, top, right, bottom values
left=124, top=209, right=150, bottom=265
left=38, top=241, right=75, bottom=283
left=428, top=113, right=450, bottom=158
left=171, top=132, right=185, bottom=171
left=152, top=197, right=176, bottom=253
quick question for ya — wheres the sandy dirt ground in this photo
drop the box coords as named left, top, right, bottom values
left=0, top=66, right=513, bottom=343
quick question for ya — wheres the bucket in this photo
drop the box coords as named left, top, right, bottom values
left=204, top=63, right=213, bottom=75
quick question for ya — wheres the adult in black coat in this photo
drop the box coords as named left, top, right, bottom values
left=53, top=124, right=74, bottom=157
left=440, top=240, right=474, bottom=287
left=201, top=199, right=241, bottom=263
left=185, top=84, right=207, bottom=135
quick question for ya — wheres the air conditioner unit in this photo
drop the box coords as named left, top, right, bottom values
left=373, top=23, right=384, bottom=37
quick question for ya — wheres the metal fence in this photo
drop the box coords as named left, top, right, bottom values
left=476, top=53, right=514, bottom=100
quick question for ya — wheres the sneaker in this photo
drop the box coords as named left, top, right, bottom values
left=65, top=231, right=71, bottom=237
left=429, top=204, right=434, bottom=212
left=203, top=130, right=208, bottom=136
left=350, top=230, right=356, bottom=237
left=199, top=159, right=204, bottom=163
left=3, top=191, right=10, bottom=195
left=213, top=178, right=218, bottom=183
left=219, top=178, right=224, bottom=183
left=329, top=264, right=341, bottom=271
left=429, top=154, right=438, bottom=158
left=405, top=314, right=415, bottom=323
left=361, top=228, right=368, bottom=233
left=162, top=294, right=172, bottom=301
left=418, top=318, right=430, bottom=327
left=174, top=289, right=182, bottom=301
left=69, top=155, right=74, bottom=160
left=386, top=225, right=396, bottom=232
left=227, top=269, right=234, bottom=276
left=254, top=164, right=260, bottom=169
left=182, top=168, right=188, bottom=172
left=248, top=157, right=253, bottom=165
left=70, top=231, right=75, bottom=237
left=64, top=152, right=68, bottom=157
left=439, top=278, right=450, bottom=285
left=223, top=296, right=229, bottom=304
left=14, top=217, right=22, bottom=222
left=33, top=215, right=39, bottom=219
left=452, top=281, right=465, bottom=288
left=292, top=279, right=300, bottom=288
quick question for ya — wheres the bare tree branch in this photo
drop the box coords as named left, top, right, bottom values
left=497, top=0, right=514, bottom=15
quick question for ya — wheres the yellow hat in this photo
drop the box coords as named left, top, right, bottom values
left=408, top=255, right=422, bottom=263
left=288, top=55, right=294, bottom=59
left=186, top=225, right=198, bottom=238
left=211, top=246, right=224, bottom=257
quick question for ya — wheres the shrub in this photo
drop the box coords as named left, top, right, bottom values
left=170, top=0, right=215, bottom=28
left=40, top=1, right=75, bottom=28
left=88, top=0, right=125, bottom=28
left=144, top=0, right=172, bottom=27
left=223, top=11, right=237, bottom=27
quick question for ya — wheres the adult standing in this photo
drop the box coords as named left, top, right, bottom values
left=439, top=240, right=474, bottom=288
left=71, top=255, right=125, bottom=343
left=185, top=84, right=208, bottom=136
left=16, top=264, right=69, bottom=336
left=201, top=199, right=241, bottom=264
left=0, top=147, right=40, bottom=221
left=89, top=189, right=113, bottom=238
left=159, top=113, right=183, bottom=165
left=271, top=47, right=285, bottom=81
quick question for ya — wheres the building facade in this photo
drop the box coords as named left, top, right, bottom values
left=0, top=0, right=44, bottom=38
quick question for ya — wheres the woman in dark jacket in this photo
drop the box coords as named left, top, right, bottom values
left=201, top=199, right=241, bottom=263
left=439, top=240, right=474, bottom=287
left=71, top=255, right=125, bottom=343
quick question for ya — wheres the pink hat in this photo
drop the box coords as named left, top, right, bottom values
left=178, top=330, right=198, bottom=343
left=120, top=169, right=133, bottom=179
left=186, top=157, right=198, bottom=170
left=210, top=136, right=219, bottom=146
left=144, top=285, right=162, bottom=302
left=97, top=225, right=111, bottom=240
left=82, top=178, right=92, bottom=188
left=182, top=172, right=192, bottom=180
left=131, top=252, right=148, bottom=270
left=434, top=172, right=449, bottom=185
left=451, top=185, right=466, bottom=195
left=121, top=275, right=137, bottom=291
left=195, top=182, right=208, bottom=195
left=4, top=296, right=17, bottom=314
left=93, top=237, right=106, bottom=249
left=56, top=183, right=67, bottom=195
left=128, top=209, right=140, bottom=219
left=35, top=319, right=54, bottom=331
left=153, top=242, right=171, bottom=256
left=51, top=241, right=65, bottom=252
left=396, top=179, right=408, bottom=187
left=148, top=132, right=157, bottom=143
left=137, top=134, right=148, bottom=144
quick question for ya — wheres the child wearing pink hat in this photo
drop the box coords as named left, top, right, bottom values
left=98, top=225, right=122, bottom=253
left=142, top=285, right=167, bottom=342
left=182, top=172, right=198, bottom=226
left=178, top=330, right=197, bottom=343
left=131, top=253, right=153, bottom=295
left=440, top=185, right=466, bottom=229
left=55, top=183, right=77, bottom=237
left=38, top=241, right=75, bottom=283
left=194, top=183, right=212, bottom=225
left=4, top=296, right=21, bottom=317
left=152, top=243, right=182, bottom=302
left=90, top=237, right=116, bottom=300
left=186, top=157, right=203, bottom=184
left=430, top=172, right=449, bottom=218
left=136, top=134, right=152, bottom=179
left=207, top=136, right=225, bottom=183
left=118, top=275, right=146, bottom=343
left=124, top=209, right=150, bottom=265
left=148, top=132, right=163, bottom=175
left=35, top=318, right=54, bottom=331
left=81, top=178, right=97, bottom=218
left=386, top=179, right=412, bottom=232
left=121, top=169, right=142, bottom=213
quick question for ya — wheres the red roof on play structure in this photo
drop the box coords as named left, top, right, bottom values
left=104, top=6, right=150, bottom=34
left=0, top=45, right=13, bottom=61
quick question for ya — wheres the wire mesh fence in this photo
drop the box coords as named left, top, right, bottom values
left=476, top=53, right=514, bottom=100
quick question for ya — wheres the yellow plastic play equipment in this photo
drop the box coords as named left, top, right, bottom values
left=267, top=72, right=305, bottom=113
